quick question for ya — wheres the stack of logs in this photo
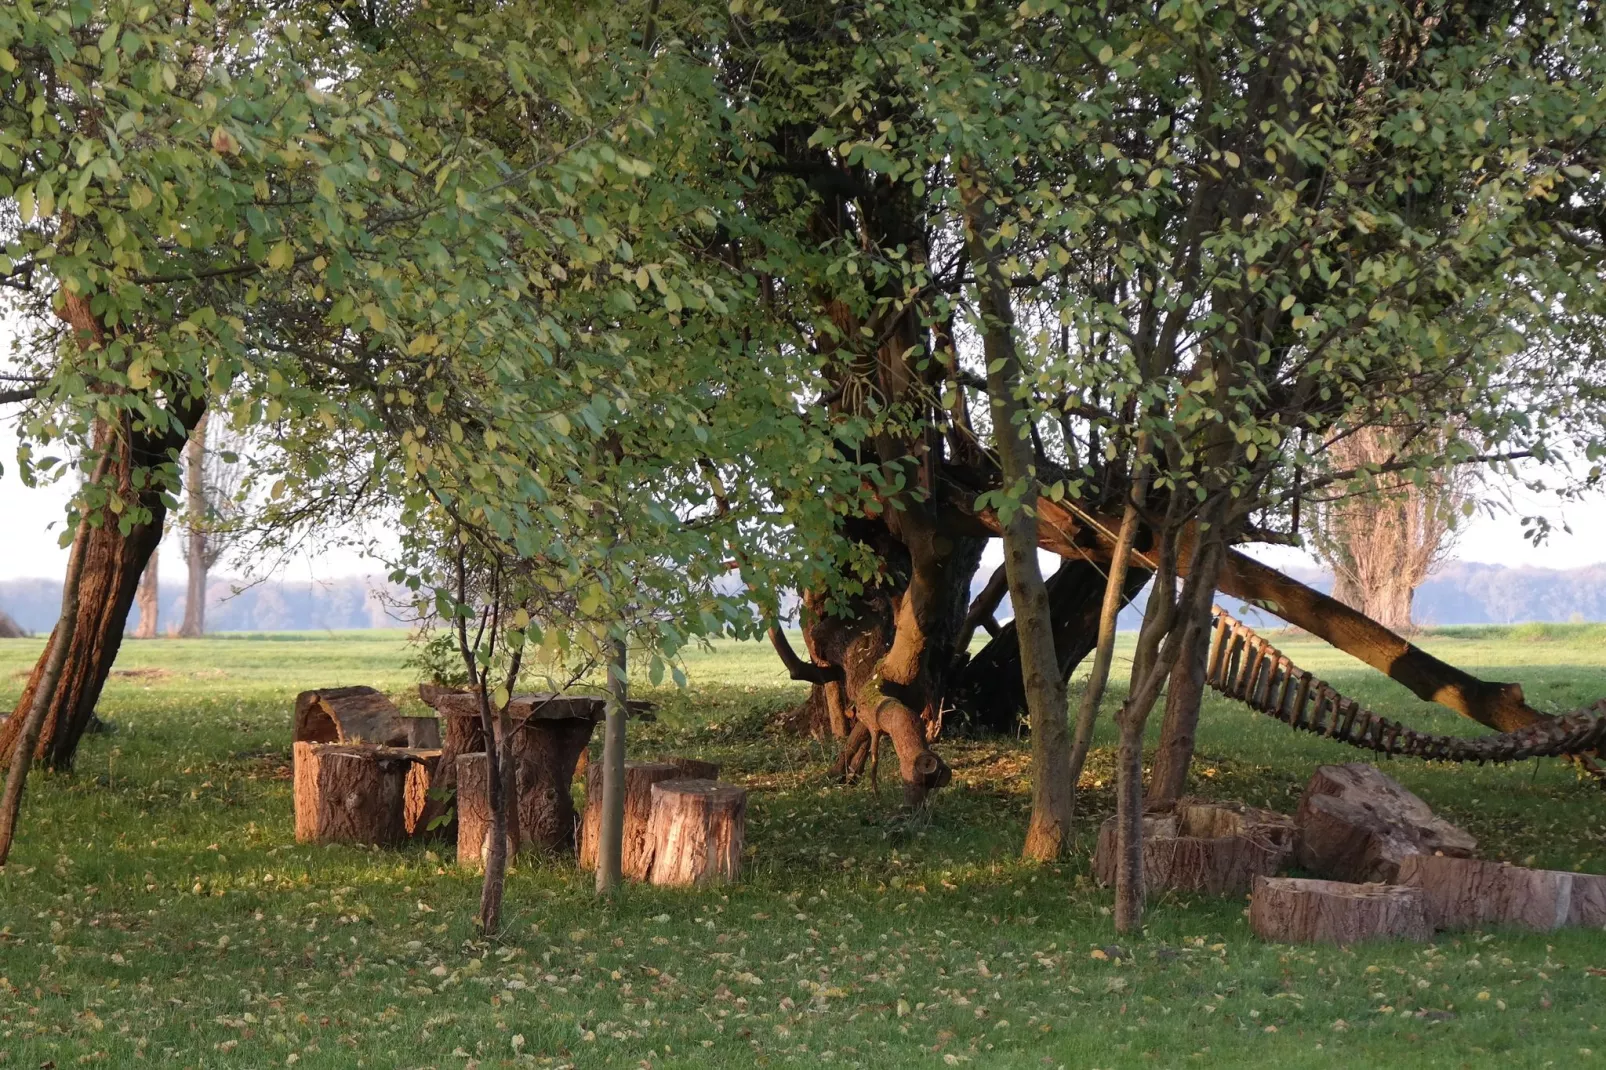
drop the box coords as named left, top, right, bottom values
left=1093, top=761, right=1606, bottom=945
left=291, top=685, right=745, bottom=887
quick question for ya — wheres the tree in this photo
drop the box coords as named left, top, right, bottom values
left=1310, top=426, right=1476, bottom=632
left=133, top=549, right=158, bottom=639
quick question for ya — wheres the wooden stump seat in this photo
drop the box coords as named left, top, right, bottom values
left=644, top=779, right=747, bottom=888
left=294, top=686, right=436, bottom=747
left=1250, top=876, right=1430, bottom=945
left=1397, top=855, right=1606, bottom=932
left=293, top=741, right=440, bottom=845
left=1094, top=799, right=1296, bottom=896
left=578, top=760, right=682, bottom=877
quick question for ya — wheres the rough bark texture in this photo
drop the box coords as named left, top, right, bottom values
left=1093, top=800, right=1295, bottom=896
left=579, top=759, right=680, bottom=877
left=1146, top=610, right=1212, bottom=809
left=134, top=550, right=159, bottom=639
left=179, top=415, right=207, bottom=638
left=1250, top=876, right=1430, bottom=945
left=1294, top=763, right=1476, bottom=882
left=1396, top=855, right=1595, bottom=932
left=455, top=752, right=500, bottom=869
left=644, top=779, right=747, bottom=887
left=293, top=742, right=413, bottom=846
left=402, top=750, right=443, bottom=839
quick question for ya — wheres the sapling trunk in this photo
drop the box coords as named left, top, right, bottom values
left=595, top=635, right=628, bottom=896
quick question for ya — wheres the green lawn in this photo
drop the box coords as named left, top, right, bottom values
left=2, top=626, right=1605, bottom=1068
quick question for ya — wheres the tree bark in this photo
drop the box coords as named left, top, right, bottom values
left=961, top=167, right=1071, bottom=860
left=1250, top=876, right=1430, bottom=945
left=134, top=549, right=159, bottom=639
left=1068, top=449, right=1149, bottom=816
left=0, top=507, right=90, bottom=865
left=595, top=635, right=628, bottom=896
left=1145, top=601, right=1212, bottom=809
left=180, top=414, right=208, bottom=638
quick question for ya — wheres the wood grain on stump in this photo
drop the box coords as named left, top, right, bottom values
left=1093, top=799, right=1295, bottom=896
left=1250, top=876, right=1430, bottom=945
left=1396, top=855, right=1585, bottom=931
left=645, top=779, right=747, bottom=888
left=402, top=750, right=443, bottom=838
left=514, top=717, right=596, bottom=853
left=293, top=741, right=419, bottom=845
left=1295, top=763, right=1474, bottom=882
left=293, top=686, right=410, bottom=746
left=578, top=760, right=681, bottom=877
left=454, top=752, right=504, bottom=869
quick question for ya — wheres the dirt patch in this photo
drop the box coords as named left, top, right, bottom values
left=111, top=667, right=175, bottom=680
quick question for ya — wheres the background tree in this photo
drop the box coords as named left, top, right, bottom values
left=133, top=550, right=158, bottom=639
left=1310, top=426, right=1478, bottom=632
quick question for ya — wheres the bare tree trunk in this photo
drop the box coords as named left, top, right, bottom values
left=0, top=505, right=91, bottom=865
left=179, top=415, right=207, bottom=638
left=596, top=636, right=628, bottom=896
left=134, top=550, right=159, bottom=639
left=1145, top=603, right=1211, bottom=810
left=1067, top=444, right=1149, bottom=812
left=961, top=168, right=1071, bottom=861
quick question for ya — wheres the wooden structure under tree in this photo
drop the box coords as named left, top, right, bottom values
left=294, top=686, right=439, bottom=748
left=293, top=741, right=440, bottom=845
left=577, top=760, right=682, bottom=877
left=1093, top=799, right=1295, bottom=896
left=1250, top=876, right=1431, bottom=945
left=643, top=779, right=747, bottom=887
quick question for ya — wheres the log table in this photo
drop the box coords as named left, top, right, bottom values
left=427, top=691, right=655, bottom=855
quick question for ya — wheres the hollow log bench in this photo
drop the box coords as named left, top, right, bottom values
left=293, top=742, right=441, bottom=845
left=429, top=690, right=657, bottom=862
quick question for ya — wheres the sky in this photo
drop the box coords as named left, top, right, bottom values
left=2, top=402, right=1603, bottom=585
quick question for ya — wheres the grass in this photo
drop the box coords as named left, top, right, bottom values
left=1, top=626, right=1605, bottom=1068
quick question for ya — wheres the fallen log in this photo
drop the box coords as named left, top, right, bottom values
left=1395, top=855, right=1606, bottom=932
left=1294, top=764, right=1474, bottom=882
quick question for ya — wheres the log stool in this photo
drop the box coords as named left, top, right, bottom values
left=644, top=779, right=747, bottom=888
left=1093, top=799, right=1295, bottom=896
left=578, top=760, right=682, bottom=877
left=294, top=742, right=439, bottom=845
left=1294, top=763, right=1475, bottom=882
left=1397, top=855, right=1589, bottom=932
left=1250, top=876, right=1429, bottom=945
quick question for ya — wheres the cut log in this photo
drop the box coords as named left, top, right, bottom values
left=644, top=779, right=747, bottom=888
left=1571, top=872, right=1606, bottom=928
left=1093, top=799, right=1296, bottom=896
left=402, top=716, right=442, bottom=750
left=293, top=741, right=417, bottom=845
left=1294, top=763, right=1474, bottom=882
left=665, top=757, right=721, bottom=781
left=293, top=686, right=409, bottom=746
left=1396, top=855, right=1587, bottom=932
left=1301, top=763, right=1475, bottom=856
left=578, top=760, right=681, bottom=877
left=1250, top=876, right=1430, bottom=945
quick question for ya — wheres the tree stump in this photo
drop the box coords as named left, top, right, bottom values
left=1396, top=855, right=1585, bottom=931
left=402, top=750, right=444, bottom=839
left=514, top=718, right=596, bottom=853
left=665, top=757, right=721, bottom=780
left=293, top=686, right=411, bottom=746
left=455, top=752, right=508, bottom=869
left=1570, top=872, right=1606, bottom=928
left=1295, top=763, right=1474, bottom=882
left=644, top=779, right=747, bottom=888
left=1250, top=876, right=1430, bottom=945
left=294, top=742, right=415, bottom=845
left=1093, top=799, right=1296, bottom=896
left=578, top=760, right=681, bottom=877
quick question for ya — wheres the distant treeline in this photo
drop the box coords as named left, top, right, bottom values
left=0, top=576, right=403, bottom=635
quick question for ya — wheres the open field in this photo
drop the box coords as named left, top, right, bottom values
left=2, top=626, right=1605, bottom=1068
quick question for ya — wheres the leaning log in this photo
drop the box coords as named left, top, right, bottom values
left=1294, top=763, right=1474, bottom=882
left=644, top=779, right=747, bottom=888
left=1250, top=876, right=1430, bottom=945
left=293, top=687, right=413, bottom=747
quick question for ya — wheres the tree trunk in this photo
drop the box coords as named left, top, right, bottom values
left=961, top=166, right=1071, bottom=860
left=1069, top=451, right=1149, bottom=815
left=179, top=415, right=207, bottom=638
left=134, top=549, right=159, bottom=639
left=595, top=636, right=628, bottom=896
left=0, top=453, right=172, bottom=771
left=292, top=742, right=412, bottom=845
left=1145, top=602, right=1212, bottom=809
left=0, top=507, right=91, bottom=865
